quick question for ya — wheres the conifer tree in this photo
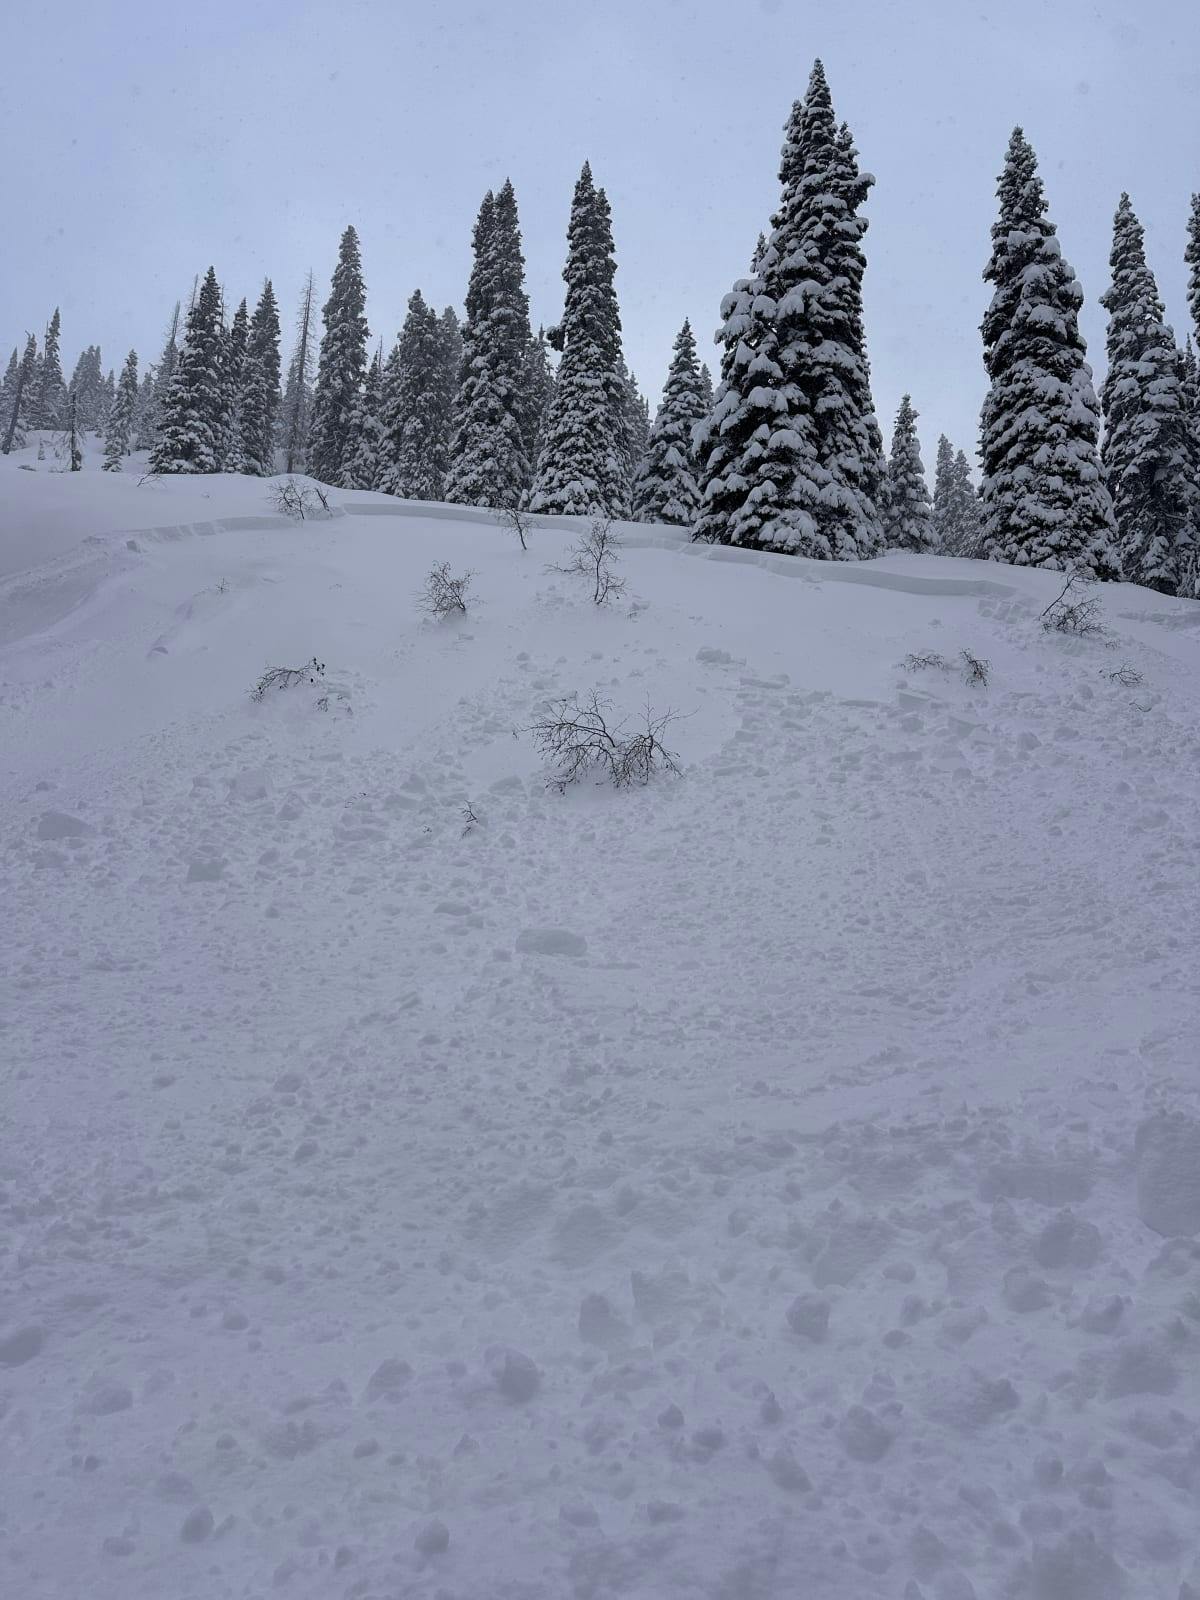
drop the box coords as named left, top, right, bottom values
left=69, top=346, right=108, bottom=432
left=529, top=165, right=631, bottom=515
left=103, top=349, right=139, bottom=471
left=882, top=394, right=933, bottom=549
left=621, top=363, right=651, bottom=487
left=222, top=297, right=249, bottom=470
left=281, top=272, right=317, bottom=474
left=1100, top=195, right=1195, bottom=593
left=2, top=336, right=37, bottom=454
left=695, top=63, right=882, bottom=556
left=343, top=347, right=385, bottom=491
left=436, top=306, right=462, bottom=439
left=310, top=225, right=369, bottom=486
left=1186, top=193, right=1200, bottom=347
left=149, top=267, right=229, bottom=474
left=66, top=389, right=82, bottom=470
left=445, top=181, right=534, bottom=508
left=34, top=308, right=66, bottom=429
left=633, top=319, right=707, bottom=527
left=379, top=289, right=456, bottom=499
left=150, top=302, right=182, bottom=437
left=932, top=434, right=983, bottom=555
left=697, top=362, right=714, bottom=416
left=238, top=280, right=282, bottom=476
left=979, top=130, right=1116, bottom=575
left=0, top=348, right=19, bottom=444
left=133, top=370, right=158, bottom=451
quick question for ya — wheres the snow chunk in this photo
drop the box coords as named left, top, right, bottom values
left=515, top=928, right=587, bottom=958
left=1136, top=1114, right=1200, bottom=1237
left=36, top=810, right=91, bottom=839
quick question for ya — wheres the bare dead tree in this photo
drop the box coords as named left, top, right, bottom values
left=461, top=802, right=482, bottom=835
left=960, top=648, right=991, bottom=686
left=497, top=504, right=533, bottom=552
left=250, top=658, right=326, bottom=700
left=420, top=562, right=474, bottom=620
left=268, top=477, right=325, bottom=520
left=1041, top=572, right=1106, bottom=637
left=902, top=651, right=949, bottom=672
left=552, top=516, right=626, bottom=604
left=528, top=691, right=681, bottom=791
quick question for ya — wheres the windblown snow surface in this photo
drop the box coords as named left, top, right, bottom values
left=2, top=453, right=1200, bottom=1600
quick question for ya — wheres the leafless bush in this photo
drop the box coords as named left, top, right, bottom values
left=1101, top=662, right=1144, bottom=688
left=268, top=477, right=327, bottom=521
left=251, top=658, right=326, bottom=701
left=1041, top=573, right=1106, bottom=637
left=902, top=651, right=949, bottom=672
left=528, top=691, right=681, bottom=792
left=420, top=562, right=474, bottom=620
left=461, top=802, right=482, bottom=835
left=552, top=516, right=626, bottom=604
left=960, top=648, right=991, bottom=686
left=497, top=504, right=533, bottom=552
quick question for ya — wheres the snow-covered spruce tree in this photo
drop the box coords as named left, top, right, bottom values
left=281, top=272, right=317, bottom=474
left=621, top=363, right=651, bottom=490
left=1099, top=195, right=1195, bottom=593
left=149, top=302, right=182, bottom=441
left=883, top=394, right=933, bottom=550
left=979, top=130, right=1116, bottom=575
left=696, top=361, right=714, bottom=416
left=932, top=434, right=983, bottom=555
left=66, top=389, right=82, bottom=470
left=633, top=319, right=707, bottom=526
left=238, top=281, right=282, bottom=476
left=380, top=289, right=456, bottom=499
left=1, top=348, right=20, bottom=447
left=33, top=308, right=66, bottom=429
left=342, top=347, right=385, bottom=490
left=529, top=163, right=631, bottom=516
left=444, top=181, right=533, bottom=508
left=2, top=336, right=38, bottom=453
left=695, top=63, right=883, bottom=556
left=149, top=267, right=229, bottom=474
left=931, top=434, right=955, bottom=546
left=133, top=370, right=157, bottom=451
left=435, top=306, right=462, bottom=436
left=69, top=345, right=108, bottom=433
left=522, top=327, right=555, bottom=471
left=222, top=297, right=249, bottom=470
left=102, top=349, right=139, bottom=471
left=309, top=226, right=369, bottom=487
left=1186, top=193, right=1200, bottom=345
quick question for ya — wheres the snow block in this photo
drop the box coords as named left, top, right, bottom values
left=1136, top=1114, right=1200, bottom=1237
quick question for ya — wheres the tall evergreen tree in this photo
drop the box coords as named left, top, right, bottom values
left=149, top=302, right=182, bottom=443
left=695, top=63, right=882, bottom=556
left=33, top=308, right=66, bottom=429
left=979, top=129, right=1116, bottom=575
left=281, top=272, right=317, bottom=474
left=529, top=163, right=631, bottom=516
left=0, top=348, right=20, bottom=445
left=133, top=369, right=158, bottom=451
left=380, top=289, right=455, bottom=499
left=621, top=361, right=651, bottom=487
left=697, top=362, right=714, bottom=416
left=1186, top=192, right=1200, bottom=347
left=343, top=347, right=385, bottom=491
left=66, top=389, right=82, bottom=470
left=932, top=434, right=983, bottom=555
left=149, top=267, right=229, bottom=474
left=882, top=394, right=933, bottom=550
left=103, top=350, right=139, bottom=471
left=238, top=281, right=282, bottom=476
left=69, top=345, right=108, bottom=432
left=310, top=225, right=369, bottom=486
left=222, top=297, right=249, bottom=470
left=633, top=319, right=707, bottom=527
left=2, top=336, right=38, bottom=454
left=1099, top=195, right=1195, bottom=593
left=445, top=181, right=534, bottom=508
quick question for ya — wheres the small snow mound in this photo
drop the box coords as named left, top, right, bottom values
left=785, top=1292, right=830, bottom=1341
left=364, top=1358, right=412, bottom=1402
left=186, top=858, right=224, bottom=883
left=838, top=1404, right=894, bottom=1462
left=80, top=1380, right=134, bottom=1416
left=0, top=1324, right=45, bottom=1366
left=180, top=1506, right=214, bottom=1544
left=36, top=810, right=91, bottom=840
left=491, top=1347, right=540, bottom=1402
left=515, top=927, right=587, bottom=958
left=1031, top=1530, right=1127, bottom=1599
left=1136, top=1114, right=1200, bottom=1237
left=413, top=1518, right=449, bottom=1555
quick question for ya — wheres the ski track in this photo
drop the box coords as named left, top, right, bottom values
left=1, top=472, right=1199, bottom=1599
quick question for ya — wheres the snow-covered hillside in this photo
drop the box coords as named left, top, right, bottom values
left=2, top=460, right=1199, bottom=1600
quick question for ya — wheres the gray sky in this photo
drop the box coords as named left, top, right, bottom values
left=6, top=0, right=1199, bottom=468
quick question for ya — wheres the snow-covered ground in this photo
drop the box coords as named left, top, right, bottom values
left=2, top=452, right=1199, bottom=1600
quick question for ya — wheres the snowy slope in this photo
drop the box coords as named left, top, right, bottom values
left=2, top=460, right=1200, bottom=1600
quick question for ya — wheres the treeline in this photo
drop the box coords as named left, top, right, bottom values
left=4, top=58, right=1200, bottom=596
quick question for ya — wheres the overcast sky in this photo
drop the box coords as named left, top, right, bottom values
left=5, top=0, right=1199, bottom=466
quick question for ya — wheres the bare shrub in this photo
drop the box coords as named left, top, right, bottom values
left=528, top=691, right=681, bottom=792
left=420, top=562, right=474, bottom=620
left=497, top=504, right=533, bottom=552
left=1041, top=573, right=1106, bottom=637
left=461, top=802, right=482, bottom=835
left=552, top=516, right=626, bottom=605
left=268, top=477, right=327, bottom=521
left=251, top=658, right=326, bottom=701
left=1101, top=662, right=1144, bottom=688
left=902, top=651, right=949, bottom=672
left=960, top=648, right=991, bottom=686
